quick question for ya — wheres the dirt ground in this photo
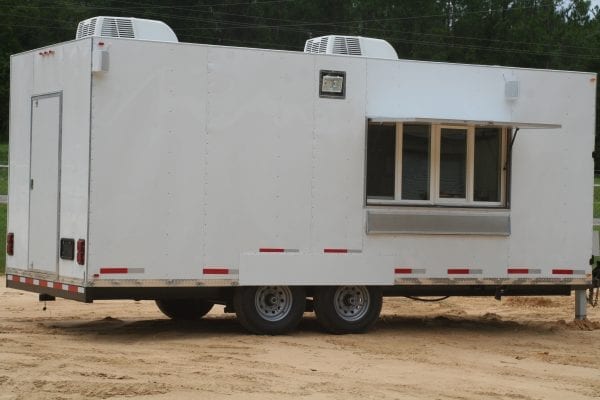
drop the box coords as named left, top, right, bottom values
left=1, top=278, right=599, bottom=400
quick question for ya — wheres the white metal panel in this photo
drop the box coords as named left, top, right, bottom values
left=239, top=253, right=395, bottom=285
left=365, top=59, right=594, bottom=279
left=28, top=94, right=61, bottom=273
left=507, top=70, right=595, bottom=272
left=53, top=42, right=92, bottom=280
left=10, top=40, right=91, bottom=281
left=366, top=59, right=516, bottom=123
left=364, top=232, right=510, bottom=278
left=8, top=53, right=34, bottom=271
left=89, top=39, right=209, bottom=279
left=310, top=55, right=367, bottom=252
left=90, top=42, right=315, bottom=280
left=203, top=47, right=314, bottom=271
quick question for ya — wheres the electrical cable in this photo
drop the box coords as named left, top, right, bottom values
left=404, top=296, right=451, bottom=302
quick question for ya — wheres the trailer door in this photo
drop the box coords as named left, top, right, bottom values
left=28, top=93, right=61, bottom=273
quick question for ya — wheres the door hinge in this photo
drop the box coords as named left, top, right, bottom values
left=30, top=178, right=34, bottom=190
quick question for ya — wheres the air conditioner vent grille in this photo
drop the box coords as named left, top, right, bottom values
left=304, top=38, right=318, bottom=53
left=101, top=17, right=135, bottom=38
left=76, top=17, right=97, bottom=39
left=318, top=36, right=329, bottom=53
left=333, top=36, right=348, bottom=55
left=304, top=36, right=330, bottom=54
left=305, top=36, right=362, bottom=56
left=345, top=37, right=361, bottom=55
left=303, top=35, right=396, bottom=59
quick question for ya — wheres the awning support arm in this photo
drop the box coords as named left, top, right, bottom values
left=509, top=127, right=520, bottom=150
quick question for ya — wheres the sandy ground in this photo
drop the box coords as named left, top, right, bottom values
left=1, top=278, right=599, bottom=400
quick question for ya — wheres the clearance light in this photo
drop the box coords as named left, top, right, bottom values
left=6, top=233, right=14, bottom=256
left=76, top=239, right=85, bottom=265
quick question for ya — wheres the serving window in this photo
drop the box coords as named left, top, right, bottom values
left=366, top=122, right=507, bottom=207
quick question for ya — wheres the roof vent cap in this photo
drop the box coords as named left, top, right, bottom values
left=304, top=35, right=397, bottom=59
left=76, top=16, right=178, bottom=42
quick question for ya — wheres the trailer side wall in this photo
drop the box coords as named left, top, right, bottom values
left=87, top=38, right=595, bottom=287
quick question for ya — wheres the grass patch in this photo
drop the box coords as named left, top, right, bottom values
left=0, top=168, right=7, bottom=196
left=0, top=143, right=8, bottom=165
left=595, top=180, right=600, bottom=219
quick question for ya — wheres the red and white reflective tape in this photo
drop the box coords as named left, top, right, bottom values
left=98, top=267, right=145, bottom=275
left=259, top=248, right=299, bottom=253
left=324, top=248, right=362, bottom=254
left=394, top=268, right=426, bottom=275
left=447, top=268, right=482, bottom=275
left=203, top=267, right=239, bottom=276
left=7, top=274, right=84, bottom=294
left=507, top=268, right=541, bottom=274
left=552, top=269, right=586, bottom=275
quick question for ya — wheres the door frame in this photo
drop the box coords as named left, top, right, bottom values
left=28, top=91, right=63, bottom=274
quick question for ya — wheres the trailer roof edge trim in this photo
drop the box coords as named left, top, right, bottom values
left=367, top=117, right=561, bottom=130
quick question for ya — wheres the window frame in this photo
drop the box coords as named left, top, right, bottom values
left=435, top=125, right=471, bottom=204
left=367, top=122, right=508, bottom=208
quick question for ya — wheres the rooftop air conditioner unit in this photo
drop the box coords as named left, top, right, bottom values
left=304, top=35, right=398, bottom=59
left=76, top=16, right=178, bottom=42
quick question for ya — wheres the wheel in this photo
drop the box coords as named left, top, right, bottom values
left=313, top=286, right=382, bottom=334
left=233, top=286, right=306, bottom=335
left=155, top=298, right=214, bottom=320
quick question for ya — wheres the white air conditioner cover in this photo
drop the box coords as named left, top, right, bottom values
left=76, top=16, right=178, bottom=43
left=304, top=35, right=398, bottom=59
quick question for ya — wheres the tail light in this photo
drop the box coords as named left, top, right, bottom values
left=76, top=239, right=85, bottom=265
left=6, top=233, right=13, bottom=256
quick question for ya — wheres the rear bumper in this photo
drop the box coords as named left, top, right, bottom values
left=6, top=273, right=88, bottom=302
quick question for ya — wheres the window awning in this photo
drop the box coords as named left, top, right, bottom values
left=367, top=117, right=561, bottom=130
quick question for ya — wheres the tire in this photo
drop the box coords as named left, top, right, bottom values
left=233, top=286, right=306, bottom=335
left=313, top=286, right=382, bottom=334
left=155, top=298, right=214, bottom=320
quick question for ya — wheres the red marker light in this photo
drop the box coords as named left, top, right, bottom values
left=6, top=233, right=14, bottom=256
left=76, top=239, right=85, bottom=265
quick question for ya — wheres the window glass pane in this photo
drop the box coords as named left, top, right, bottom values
left=439, top=128, right=467, bottom=199
left=474, top=128, right=501, bottom=202
left=401, top=124, right=430, bottom=200
left=366, top=123, right=396, bottom=199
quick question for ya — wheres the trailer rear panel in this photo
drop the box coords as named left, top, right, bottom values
left=8, top=39, right=91, bottom=289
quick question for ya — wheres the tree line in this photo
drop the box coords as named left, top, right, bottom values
left=1, top=0, right=599, bottom=159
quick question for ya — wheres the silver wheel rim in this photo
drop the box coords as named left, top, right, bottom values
left=254, top=286, right=293, bottom=322
left=333, top=286, right=370, bottom=322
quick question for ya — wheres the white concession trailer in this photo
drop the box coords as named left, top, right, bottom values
left=6, top=17, right=598, bottom=334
